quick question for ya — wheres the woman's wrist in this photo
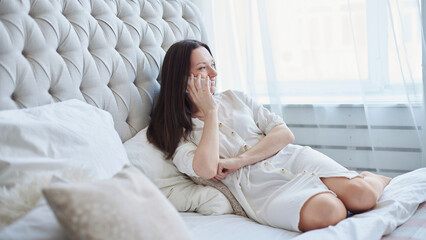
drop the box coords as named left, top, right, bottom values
left=204, top=108, right=217, bottom=116
left=235, top=154, right=247, bottom=168
left=202, top=109, right=218, bottom=123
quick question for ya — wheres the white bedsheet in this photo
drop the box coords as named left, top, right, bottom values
left=181, top=212, right=299, bottom=239
left=181, top=168, right=426, bottom=240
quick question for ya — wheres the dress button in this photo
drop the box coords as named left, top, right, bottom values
left=243, top=145, right=248, bottom=151
left=302, top=171, right=307, bottom=176
left=218, top=122, right=223, bottom=128
left=280, top=169, right=286, bottom=174
left=311, top=173, right=315, bottom=177
left=263, top=162, right=269, bottom=166
left=231, top=131, right=235, bottom=136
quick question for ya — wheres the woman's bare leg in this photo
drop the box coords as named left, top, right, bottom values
left=299, top=172, right=391, bottom=231
left=299, top=192, right=347, bottom=232
left=359, top=171, right=392, bottom=199
left=321, top=172, right=391, bottom=213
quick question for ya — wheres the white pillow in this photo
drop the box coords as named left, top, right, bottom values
left=0, top=175, right=71, bottom=240
left=123, top=127, right=233, bottom=215
left=0, top=100, right=129, bottom=187
left=42, top=165, right=194, bottom=240
left=0, top=197, right=67, bottom=240
left=0, top=167, right=95, bottom=230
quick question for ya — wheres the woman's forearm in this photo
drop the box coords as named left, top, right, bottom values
left=238, top=124, right=295, bottom=167
left=192, top=110, right=220, bottom=179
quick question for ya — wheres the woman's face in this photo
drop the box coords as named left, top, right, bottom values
left=189, top=46, right=217, bottom=94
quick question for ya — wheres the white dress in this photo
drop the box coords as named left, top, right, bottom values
left=172, top=90, right=358, bottom=232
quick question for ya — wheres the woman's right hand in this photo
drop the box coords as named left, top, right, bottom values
left=187, top=74, right=217, bottom=115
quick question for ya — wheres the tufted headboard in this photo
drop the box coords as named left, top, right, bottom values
left=0, top=0, right=207, bottom=141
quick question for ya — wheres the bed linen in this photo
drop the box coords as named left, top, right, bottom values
left=0, top=198, right=68, bottom=240
left=383, top=202, right=426, bottom=239
left=181, top=168, right=426, bottom=240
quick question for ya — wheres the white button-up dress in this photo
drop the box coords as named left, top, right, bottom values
left=173, top=90, right=358, bottom=232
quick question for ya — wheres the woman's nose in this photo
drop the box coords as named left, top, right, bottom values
left=209, top=67, right=217, bottom=77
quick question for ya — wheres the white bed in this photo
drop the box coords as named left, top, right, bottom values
left=183, top=168, right=426, bottom=240
left=0, top=0, right=425, bottom=239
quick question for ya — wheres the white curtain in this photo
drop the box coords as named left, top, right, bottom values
left=194, top=0, right=425, bottom=175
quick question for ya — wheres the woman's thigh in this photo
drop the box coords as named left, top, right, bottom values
left=256, top=174, right=337, bottom=232
left=280, top=146, right=357, bottom=178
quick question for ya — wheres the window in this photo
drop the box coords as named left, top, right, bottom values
left=207, top=0, right=423, bottom=104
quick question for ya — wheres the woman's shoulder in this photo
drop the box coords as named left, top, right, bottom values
left=215, top=89, right=247, bottom=101
left=214, top=90, right=252, bottom=111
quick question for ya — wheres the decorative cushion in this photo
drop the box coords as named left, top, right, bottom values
left=0, top=99, right=129, bottom=188
left=189, top=176, right=247, bottom=217
left=42, top=165, right=194, bottom=240
left=123, top=127, right=233, bottom=215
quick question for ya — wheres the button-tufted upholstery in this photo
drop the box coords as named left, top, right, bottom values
left=0, top=0, right=207, bottom=141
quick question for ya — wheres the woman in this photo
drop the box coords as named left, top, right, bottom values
left=147, top=39, right=391, bottom=232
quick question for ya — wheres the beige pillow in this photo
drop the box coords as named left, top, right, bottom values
left=42, top=165, right=194, bottom=240
left=123, top=128, right=233, bottom=215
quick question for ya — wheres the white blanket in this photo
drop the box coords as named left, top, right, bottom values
left=183, top=168, right=426, bottom=240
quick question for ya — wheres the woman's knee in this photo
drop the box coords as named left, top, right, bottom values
left=299, top=193, right=347, bottom=232
left=344, top=179, right=378, bottom=213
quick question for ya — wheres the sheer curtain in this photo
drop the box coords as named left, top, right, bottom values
left=194, top=0, right=425, bottom=176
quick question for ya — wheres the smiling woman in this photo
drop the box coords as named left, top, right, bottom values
left=146, top=39, right=392, bottom=232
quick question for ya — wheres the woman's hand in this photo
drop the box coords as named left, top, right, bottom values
left=212, top=157, right=242, bottom=181
left=187, top=74, right=217, bottom=115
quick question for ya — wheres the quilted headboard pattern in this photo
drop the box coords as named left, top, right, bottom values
left=0, top=0, right=207, bottom=141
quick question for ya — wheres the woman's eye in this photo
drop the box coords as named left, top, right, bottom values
left=199, top=66, right=206, bottom=70
left=212, top=62, right=216, bottom=69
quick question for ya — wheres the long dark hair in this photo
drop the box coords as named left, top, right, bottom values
left=147, top=39, right=213, bottom=159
